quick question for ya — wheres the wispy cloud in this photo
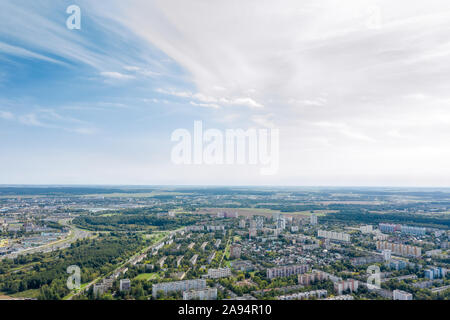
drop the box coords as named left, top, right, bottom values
left=100, top=71, right=135, bottom=80
left=6, top=108, right=97, bottom=135
left=157, top=88, right=263, bottom=109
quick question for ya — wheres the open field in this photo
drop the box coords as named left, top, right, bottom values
left=134, top=273, right=160, bottom=281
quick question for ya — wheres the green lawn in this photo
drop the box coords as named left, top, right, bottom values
left=134, top=273, right=160, bottom=281
left=10, top=288, right=41, bottom=299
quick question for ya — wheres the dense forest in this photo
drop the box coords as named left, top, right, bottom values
left=73, top=213, right=197, bottom=231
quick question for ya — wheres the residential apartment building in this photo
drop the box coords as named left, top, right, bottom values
left=183, top=288, right=218, bottom=300
left=393, top=289, right=413, bottom=300
left=317, top=230, right=350, bottom=242
left=152, top=279, right=206, bottom=299
left=119, top=279, right=131, bottom=292
left=334, top=279, right=359, bottom=295
left=207, top=267, right=231, bottom=279
left=266, top=265, right=309, bottom=279
left=376, top=241, right=422, bottom=257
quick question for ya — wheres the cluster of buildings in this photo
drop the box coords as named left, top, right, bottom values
left=334, top=279, right=359, bottom=295
left=424, top=267, right=447, bottom=280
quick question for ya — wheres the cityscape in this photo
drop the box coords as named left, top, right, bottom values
left=1, top=0, right=450, bottom=310
left=0, top=186, right=448, bottom=300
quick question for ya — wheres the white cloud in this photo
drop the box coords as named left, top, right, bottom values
left=157, top=88, right=263, bottom=109
left=189, top=101, right=220, bottom=109
left=100, top=71, right=135, bottom=80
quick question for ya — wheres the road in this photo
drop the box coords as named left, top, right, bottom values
left=1, top=219, right=91, bottom=260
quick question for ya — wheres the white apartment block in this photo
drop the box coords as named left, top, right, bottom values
left=393, top=289, right=413, bottom=300
left=207, top=267, right=231, bottom=279
left=119, top=279, right=131, bottom=292
left=153, top=279, right=206, bottom=298
left=266, top=265, right=309, bottom=279
left=317, top=230, right=351, bottom=242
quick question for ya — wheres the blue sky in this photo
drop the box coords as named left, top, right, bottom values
left=1, top=0, right=450, bottom=186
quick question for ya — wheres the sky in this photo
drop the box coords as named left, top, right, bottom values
left=0, top=0, right=450, bottom=186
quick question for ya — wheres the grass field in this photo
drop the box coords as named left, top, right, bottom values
left=134, top=273, right=160, bottom=281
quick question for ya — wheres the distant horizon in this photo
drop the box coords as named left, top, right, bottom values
left=1, top=184, right=449, bottom=189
